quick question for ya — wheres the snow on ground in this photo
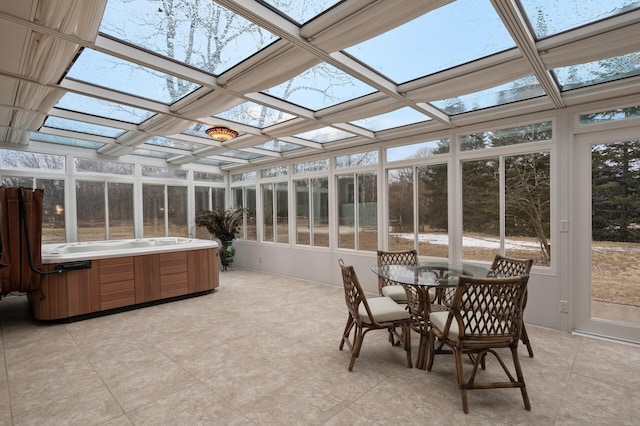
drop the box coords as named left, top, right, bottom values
left=394, top=233, right=640, bottom=254
left=394, top=233, right=539, bottom=251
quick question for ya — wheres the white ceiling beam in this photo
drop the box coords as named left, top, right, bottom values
left=490, top=0, right=564, bottom=109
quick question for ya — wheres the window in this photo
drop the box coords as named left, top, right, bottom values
left=142, top=184, right=188, bottom=237
left=194, top=186, right=225, bottom=239
left=337, top=172, right=377, bottom=251
left=141, top=165, right=187, bottom=179
left=462, top=152, right=550, bottom=265
left=193, top=171, right=224, bottom=183
left=262, top=182, right=289, bottom=243
left=232, top=185, right=257, bottom=240
left=417, top=164, right=448, bottom=257
left=261, top=165, right=288, bottom=178
left=335, top=151, right=378, bottom=168
left=263, top=183, right=274, bottom=241
left=294, top=177, right=329, bottom=247
left=76, top=181, right=134, bottom=241
left=387, top=164, right=449, bottom=256
left=293, top=159, right=329, bottom=174
left=387, top=168, right=414, bottom=251
left=0, top=149, right=65, bottom=171
left=76, top=181, right=106, bottom=241
left=231, top=171, right=256, bottom=183
left=579, top=105, right=640, bottom=125
left=1, top=176, right=66, bottom=243
left=387, top=139, right=449, bottom=162
left=108, top=182, right=134, bottom=239
left=460, top=121, right=552, bottom=151
left=75, top=158, right=133, bottom=175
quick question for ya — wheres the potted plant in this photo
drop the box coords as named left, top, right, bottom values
left=195, top=207, right=244, bottom=270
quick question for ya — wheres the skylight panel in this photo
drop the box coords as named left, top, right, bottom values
left=520, top=0, right=640, bottom=39
left=145, top=136, right=207, bottom=152
left=66, top=49, right=200, bottom=104
left=552, top=52, right=640, bottom=91
left=219, top=150, right=263, bottom=160
left=344, top=0, right=515, bottom=83
left=261, top=63, right=376, bottom=111
left=44, top=117, right=126, bottom=138
left=55, top=92, right=155, bottom=124
left=294, top=127, right=354, bottom=143
left=195, top=158, right=229, bottom=167
left=131, top=149, right=172, bottom=159
left=100, top=0, right=278, bottom=75
left=182, top=123, right=214, bottom=139
left=214, top=102, right=295, bottom=128
left=30, top=132, right=106, bottom=150
left=254, top=140, right=304, bottom=152
left=349, top=107, right=431, bottom=131
left=431, top=76, right=545, bottom=115
left=259, top=0, right=341, bottom=24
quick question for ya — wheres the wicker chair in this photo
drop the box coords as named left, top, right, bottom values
left=489, top=255, right=534, bottom=357
left=338, top=259, right=412, bottom=371
left=427, top=274, right=531, bottom=414
left=376, top=249, right=418, bottom=304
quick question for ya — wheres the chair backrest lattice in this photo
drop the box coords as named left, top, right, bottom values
left=489, top=255, right=534, bottom=309
left=339, top=259, right=369, bottom=323
left=447, top=275, right=529, bottom=347
left=490, top=255, right=533, bottom=277
left=376, top=249, right=417, bottom=294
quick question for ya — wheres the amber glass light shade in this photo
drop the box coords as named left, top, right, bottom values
left=205, top=126, right=238, bottom=141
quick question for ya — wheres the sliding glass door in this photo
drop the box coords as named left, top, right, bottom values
left=574, top=129, right=640, bottom=343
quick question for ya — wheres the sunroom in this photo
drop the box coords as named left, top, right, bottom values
left=1, top=1, right=639, bottom=347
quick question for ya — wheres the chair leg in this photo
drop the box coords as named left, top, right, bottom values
left=426, top=330, right=435, bottom=371
left=511, top=346, right=531, bottom=410
left=403, top=323, right=412, bottom=368
left=349, top=325, right=365, bottom=371
left=453, top=348, right=469, bottom=414
left=521, top=323, right=534, bottom=357
left=339, top=315, right=354, bottom=350
left=416, top=333, right=428, bottom=370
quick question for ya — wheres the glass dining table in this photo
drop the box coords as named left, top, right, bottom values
left=371, top=261, right=489, bottom=369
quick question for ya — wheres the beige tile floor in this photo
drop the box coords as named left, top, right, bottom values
left=0, top=268, right=639, bottom=425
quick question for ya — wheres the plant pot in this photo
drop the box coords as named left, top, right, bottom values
left=220, top=240, right=235, bottom=271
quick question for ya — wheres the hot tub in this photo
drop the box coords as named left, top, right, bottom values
left=32, top=238, right=219, bottom=321
left=41, top=237, right=217, bottom=262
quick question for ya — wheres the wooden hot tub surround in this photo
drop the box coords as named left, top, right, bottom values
left=31, top=239, right=219, bottom=320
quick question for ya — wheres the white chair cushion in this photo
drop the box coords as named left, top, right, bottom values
left=360, top=296, right=411, bottom=323
left=430, top=311, right=494, bottom=343
left=381, top=284, right=407, bottom=303
left=430, top=311, right=460, bottom=341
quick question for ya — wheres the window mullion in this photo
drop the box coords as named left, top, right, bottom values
left=499, top=156, right=506, bottom=255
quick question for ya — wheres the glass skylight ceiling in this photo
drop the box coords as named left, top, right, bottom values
left=44, top=117, right=126, bottom=138
left=553, top=52, right=640, bottom=91
left=432, top=77, right=545, bottom=115
left=350, top=107, right=431, bottom=131
left=345, top=0, right=516, bottom=82
left=55, top=93, right=156, bottom=124
left=254, top=140, right=303, bottom=153
left=261, top=63, right=376, bottom=111
left=14, top=0, right=638, bottom=170
left=66, top=49, right=200, bottom=103
left=259, top=0, right=341, bottom=24
left=30, top=132, right=106, bottom=150
left=214, top=102, right=295, bottom=128
left=100, top=0, right=278, bottom=75
left=519, top=0, right=640, bottom=39
left=294, top=127, right=355, bottom=144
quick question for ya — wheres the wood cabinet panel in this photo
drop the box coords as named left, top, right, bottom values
left=32, top=247, right=218, bottom=320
